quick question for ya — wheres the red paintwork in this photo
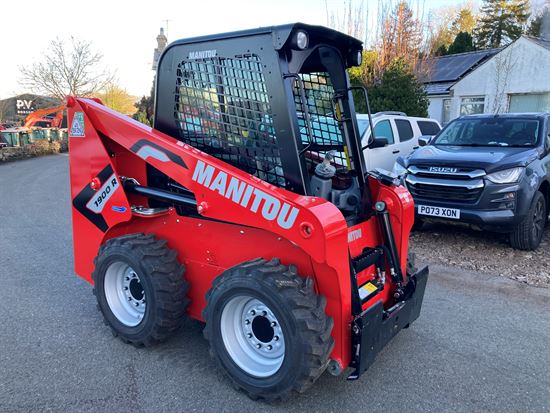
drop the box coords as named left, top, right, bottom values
left=67, top=97, right=415, bottom=371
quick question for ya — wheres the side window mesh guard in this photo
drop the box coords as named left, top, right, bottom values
left=174, top=54, right=285, bottom=187
left=292, top=73, right=350, bottom=173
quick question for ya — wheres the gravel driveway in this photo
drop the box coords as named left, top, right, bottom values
left=410, top=223, right=550, bottom=288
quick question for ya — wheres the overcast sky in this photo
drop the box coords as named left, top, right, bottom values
left=1, top=0, right=464, bottom=100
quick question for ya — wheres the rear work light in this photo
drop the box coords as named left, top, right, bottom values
left=349, top=50, right=362, bottom=66
left=292, top=30, right=309, bottom=50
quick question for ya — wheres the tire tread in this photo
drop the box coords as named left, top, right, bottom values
left=510, top=192, right=546, bottom=251
left=203, top=258, right=334, bottom=401
left=92, top=232, right=189, bottom=347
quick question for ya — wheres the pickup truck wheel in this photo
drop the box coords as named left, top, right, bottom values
left=92, top=233, right=189, bottom=346
left=203, top=258, right=334, bottom=401
left=510, top=191, right=547, bottom=251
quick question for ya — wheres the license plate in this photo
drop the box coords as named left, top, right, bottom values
left=418, top=205, right=460, bottom=219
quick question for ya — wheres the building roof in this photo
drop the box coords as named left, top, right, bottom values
left=427, top=49, right=501, bottom=83
left=423, top=35, right=550, bottom=97
left=424, top=81, right=456, bottom=96
left=423, top=48, right=501, bottom=96
left=524, top=35, right=550, bottom=51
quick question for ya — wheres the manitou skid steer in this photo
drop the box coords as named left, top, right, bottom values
left=68, top=23, right=428, bottom=400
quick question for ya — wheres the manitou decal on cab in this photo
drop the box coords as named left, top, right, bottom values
left=188, top=50, right=217, bottom=59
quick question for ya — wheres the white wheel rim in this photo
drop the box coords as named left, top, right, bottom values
left=104, top=261, right=146, bottom=327
left=220, top=295, right=285, bottom=378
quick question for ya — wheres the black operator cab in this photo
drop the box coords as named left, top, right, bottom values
left=154, top=23, right=368, bottom=216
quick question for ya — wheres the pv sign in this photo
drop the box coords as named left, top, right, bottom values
left=15, top=99, right=35, bottom=115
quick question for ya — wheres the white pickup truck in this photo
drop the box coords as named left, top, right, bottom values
left=357, top=112, right=441, bottom=171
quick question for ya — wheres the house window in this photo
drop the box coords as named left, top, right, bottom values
left=460, top=96, right=485, bottom=115
left=442, top=98, right=452, bottom=124
left=509, top=93, right=550, bottom=113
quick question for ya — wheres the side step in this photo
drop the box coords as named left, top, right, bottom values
left=351, top=247, right=383, bottom=304
left=351, top=247, right=382, bottom=274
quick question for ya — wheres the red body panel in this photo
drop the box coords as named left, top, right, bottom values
left=67, top=97, right=414, bottom=370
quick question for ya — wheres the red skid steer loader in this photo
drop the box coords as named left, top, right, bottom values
left=68, top=23, right=428, bottom=400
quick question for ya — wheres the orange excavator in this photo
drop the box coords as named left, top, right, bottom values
left=24, top=104, right=66, bottom=128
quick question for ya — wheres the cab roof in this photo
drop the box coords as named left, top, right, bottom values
left=164, top=23, right=362, bottom=58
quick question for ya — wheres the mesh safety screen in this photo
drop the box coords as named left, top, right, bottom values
left=174, top=54, right=284, bottom=186
left=293, top=73, right=349, bottom=171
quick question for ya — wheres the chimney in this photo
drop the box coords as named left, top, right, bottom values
left=542, top=11, right=550, bottom=41
left=157, top=28, right=168, bottom=50
left=152, top=28, right=168, bottom=71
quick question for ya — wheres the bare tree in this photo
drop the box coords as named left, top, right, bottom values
left=327, top=0, right=368, bottom=42
left=19, top=37, right=113, bottom=99
left=378, top=1, right=423, bottom=73
left=491, top=46, right=517, bottom=113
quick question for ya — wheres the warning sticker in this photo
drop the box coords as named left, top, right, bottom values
left=70, top=112, right=85, bottom=137
left=358, top=282, right=378, bottom=301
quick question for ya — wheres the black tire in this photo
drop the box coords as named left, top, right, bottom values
left=92, top=233, right=188, bottom=346
left=510, top=191, right=547, bottom=251
left=203, top=258, right=334, bottom=401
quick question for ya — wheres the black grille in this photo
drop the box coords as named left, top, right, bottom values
left=414, top=171, right=475, bottom=180
left=174, top=54, right=284, bottom=187
left=293, top=73, right=349, bottom=172
left=408, top=183, right=482, bottom=203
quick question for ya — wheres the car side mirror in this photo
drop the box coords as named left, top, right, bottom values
left=369, top=136, right=388, bottom=148
left=418, top=135, right=432, bottom=147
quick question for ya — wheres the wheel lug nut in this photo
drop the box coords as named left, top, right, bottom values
left=245, top=319, right=250, bottom=325
left=247, top=333, right=253, bottom=338
left=262, top=311, right=267, bottom=316
left=124, top=287, right=128, bottom=290
left=135, top=302, right=139, bottom=307
left=274, top=336, right=279, bottom=341
left=125, top=277, right=130, bottom=281
left=267, top=345, right=272, bottom=350
left=251, top=310, right=256, bottom=316
left=271, top=321, right=277, bottom=327
left=256, top=344, right=261, bottom=349
left=127, top=297, right=132, bottom=301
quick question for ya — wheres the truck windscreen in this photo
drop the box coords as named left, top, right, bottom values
left=434, top=118, right=541, bottom=147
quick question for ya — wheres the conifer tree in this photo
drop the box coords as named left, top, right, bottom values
left=447, top=32, right=477, bottom=54
left=474, top=0, right=530, bottom=48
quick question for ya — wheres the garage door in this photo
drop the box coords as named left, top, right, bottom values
left=509, top=93, right=550, bottom=112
